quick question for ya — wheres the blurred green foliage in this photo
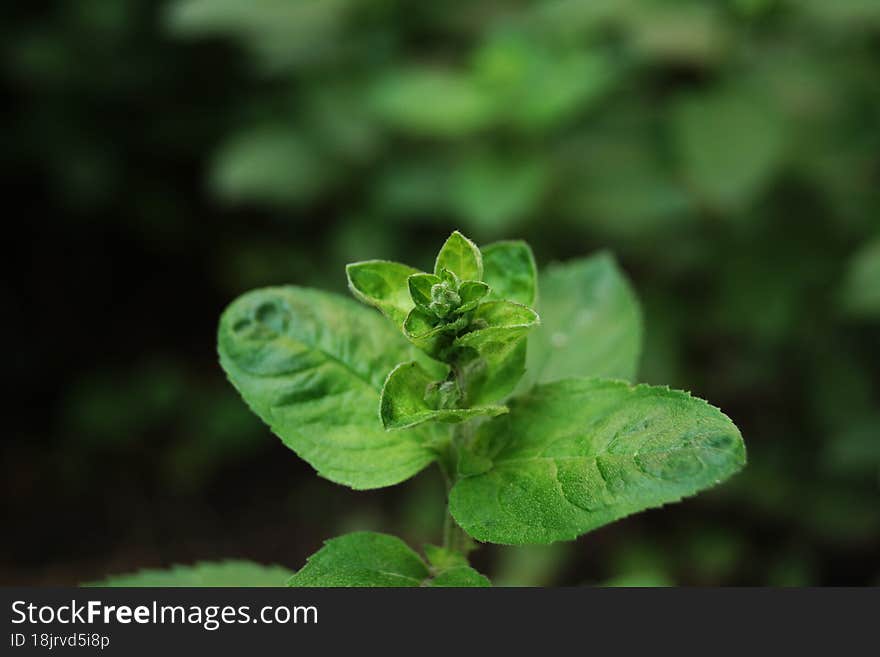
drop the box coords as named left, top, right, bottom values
left=5, top=0, right=878, bottom=585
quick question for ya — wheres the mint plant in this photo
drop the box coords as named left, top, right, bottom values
left=89, top=231, right=745, bottom=587
left=211, top=231, right=745, bottom=587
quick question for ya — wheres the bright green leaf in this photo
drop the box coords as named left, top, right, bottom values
left=380, top=361, right=507, bottom=430
left=449, top=378, right=745, bottom=545
left=456, top=280, right=489, bottom=313
left=455, top=300, right=540, bottom=404
left=423, top=545, right=468, bottom=570
left=408, top=272, right=440, bottom=312
left=288, top=532, right=490, bottom=587
left=403, top=307, right=467, bottom=356
left=525, top=253, right=642, bottom=385
left=457, top=449, right=494, bottom=477
left=435, top=230, right=483, bottom=281
left=218, top=286, right=444, bottom=489
left=438, top=267, right=460, bottom=288
left=86, top=561, right=292, bottom=587
left=418, top=544, right=489, bottom=585
left=428, top=567, right=491, bottom=587
left=346, top=260, right=418, bottom=330
left=464, top=299, right=540, bottom=335
left=481, top=240, right=538, bottom=306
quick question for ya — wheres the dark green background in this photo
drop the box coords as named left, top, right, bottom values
left=5, top=0, right=879, bottom=586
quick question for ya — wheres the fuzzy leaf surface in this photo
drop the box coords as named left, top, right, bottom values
left=450, top=378, right=745, bottom=544
left=380, top=361, right=507, bottom=429
left=481, top=240, right=538, bottom=306
left=346, top=260, right=418, bottom=330
left=435, top=230, right=483, bottom=281
left=456, top=280, right=490, bottom=313
left=455, top=300, right=540, bottom=404
left=408, top=272, right=440, bottom=312
left=218, top=286, right=443, bottom=489
left=287, top=532, right=490, bottom=587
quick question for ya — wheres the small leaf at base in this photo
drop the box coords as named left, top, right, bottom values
left=288, top=532, right=490, bottom=587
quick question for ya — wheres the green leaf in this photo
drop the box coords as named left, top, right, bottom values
left=167, top=0, right=349, bottom=71
left=423, top=545, right=468, bottom=570
left=403, top=307, right=467, bottom=356
left=456, top=280, right=490, bottom=313
left=672, top=87, right=786, bottom=210
left=449, top=378, right=745, bottom=545
left=346, top=260, right=418, bottom=330
left=457, top=449, right=494, bottom=477
left=288, top=532, right=490, bottom=587
left=473, top=34, right=615, bottom=130
left=218, top=286, right=444, bottom=490
left=408, top=272, right=440, bottom=313
left=369, top=68, right=495, bottom=138
left=435, top=230, right=483, bottom=281
left=481, top=240, right=538, bottom=306
left=86, top=561, right=292, bottom=587
left=210, top=126, right=330, bottom=206
left=380, top=361, right=508, bottom=429
left=449, top=154, right=549, bottom=233
left=427, top=567, right=492, bottom=587
left=455, top=300, right=540, bottom=405
left=419, top=544, right=491, bottom=586
left=841, top=237, right=880, bottom=318
left=525, top=253, right=642, bottom=385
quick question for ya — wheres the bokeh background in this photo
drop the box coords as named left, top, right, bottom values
left=5, top=0, right=879, bottom=586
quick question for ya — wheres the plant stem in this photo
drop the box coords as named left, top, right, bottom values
left=442, top=504, right=456, bottom=550
left=438, top=422, right=476, bottom=556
